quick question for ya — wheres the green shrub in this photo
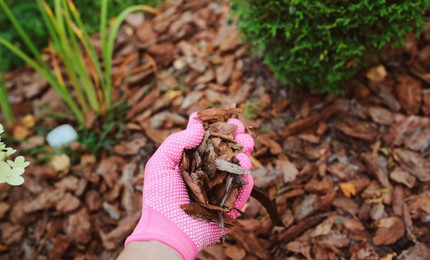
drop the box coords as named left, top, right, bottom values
left=0, top=0, right=160, bottom=70
left=232, top=0, right=430, bottom=94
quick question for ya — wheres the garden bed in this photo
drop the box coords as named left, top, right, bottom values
left=1, top=0, right=430, bottom=259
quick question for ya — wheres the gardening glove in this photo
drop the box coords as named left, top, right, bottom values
left=125, top=113, right=254, bottom=260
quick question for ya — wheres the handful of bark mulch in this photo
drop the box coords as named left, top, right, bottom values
left=180, top=108, right=284, bottom=237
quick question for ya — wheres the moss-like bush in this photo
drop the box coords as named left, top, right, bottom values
left=232, top=0, right=430, bottom=94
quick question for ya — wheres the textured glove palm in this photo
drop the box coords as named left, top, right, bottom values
left=126, top=113, right=254, bottom=260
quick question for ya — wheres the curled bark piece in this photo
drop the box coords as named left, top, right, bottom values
left=251, top=187, right=285, bottom=227
left=215, top=159, right=250, bottom=175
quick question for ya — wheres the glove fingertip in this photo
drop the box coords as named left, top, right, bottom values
left=235, top=153, right=252, bottom=170
left=187, top=112, right=203, bottom=127
left=235, top=134, right=254, bottom=156
left=227, top=118, right=245, bottom=136
left=183, top=123, right=204, bottom=149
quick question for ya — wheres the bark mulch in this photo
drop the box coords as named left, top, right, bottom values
left=2, top=0, right=430, bottom=259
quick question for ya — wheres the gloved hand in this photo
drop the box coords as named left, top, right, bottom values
left=125, top=112, right=254, bottom=260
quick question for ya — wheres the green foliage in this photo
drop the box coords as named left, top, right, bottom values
left=76, top=103, right=128, bottom=157
left=232, top=0, right=430, bottom=94
left=244, top=101, right=262, bottom=119
left=0, top=0, right=160, bottom=70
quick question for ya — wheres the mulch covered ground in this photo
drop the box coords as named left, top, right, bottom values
left=2, top=0, right=430, bottom=259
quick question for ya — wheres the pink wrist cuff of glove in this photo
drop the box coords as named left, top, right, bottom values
left=125, top=205, right=198, bottom=260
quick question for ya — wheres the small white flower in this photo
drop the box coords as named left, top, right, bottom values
left=0, top=161, right=24, bottom=186
left=0, top=124, right=4, bottom=135
left=7, top=156, right=30, bottom=168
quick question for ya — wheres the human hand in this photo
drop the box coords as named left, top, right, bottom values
left=125, top=112, right=254, bottom=260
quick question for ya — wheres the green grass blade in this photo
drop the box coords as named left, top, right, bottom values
left=61, top=0, right=100, bottom=113
left=67, top=0, right=106, bottom=97
left=100, top=0, right=108, bottom=67
left=0, top=72, right=13, bottom=125
left=103, top=5, right=159, bottom=108
left=38, top=0, right=89, bottom=113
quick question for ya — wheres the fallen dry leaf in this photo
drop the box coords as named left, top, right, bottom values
left=339, top=182, right=356, bottom=198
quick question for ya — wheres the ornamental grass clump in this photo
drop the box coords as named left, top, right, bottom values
left=232, top=0, right=430, bottom=94
left=0, top=124, right=29, bottom=186
left=0, top=0, right=157, bottom=126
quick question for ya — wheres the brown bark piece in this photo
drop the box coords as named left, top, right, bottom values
left=181, top=108, right=248, bottom=229
left=397, top=243, right=430, bottom=260
left=335, top=119, right=377, bottom=142
left=66, top=208, right=92, bottom=244
left=181, top=108, right=282, bottom=233
left=230, top=230, right=270, bottom=259
left=224, top=245, right=246, bottom=260
left=390, top=167, right=416, bottom=188
left=362, top=153, right=390, bottom=187
left=373, top=216, right=405, bottom=245
left=395, top=75, right=422, bottom=115
left=215, top=159, right=249, bottom=175
left=196, top=108, right=243, bottom=121
left=48, top=235, right=71, bottom=259
left=367, top=106, right=395, bottom=125
left=394, top=149, right=430, bottom=182
left=56, top=193, right=81, bottom=213
left=216, top=57, right=234, bottom=85
left=422, top=89, right=430, bottom=115
left=180, top=204, right=242, bottom=228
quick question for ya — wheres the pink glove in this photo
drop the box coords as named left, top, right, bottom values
left=125, top=113, right=254, bottom=260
